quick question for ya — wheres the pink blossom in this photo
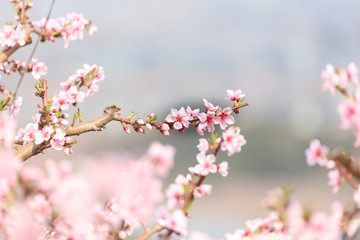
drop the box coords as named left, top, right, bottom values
left=76, top=63, right=93, bottom=79
left=321, top=64, right=347, bottom=94
left=198, top=111, right=216, bottom=133
left=175, top=174, right=192, bottom=186
left=31, top=58, right=48, bottom=80
left=190, top=153, right=217, bottom=176
left=85, top=65, right=105, bottom=96
left=0, top=24, right=26, bottom=49
left=160, top=123, right=170, bottom=136
left=214, top=107, right=235, bottom=130
left=21, top=122, right=38, bottom=145
left=305, top=139, right=329, bottom=167
left=26, top=194, right=51, bottom=221
left=6, top=204, right=42, bottom=240
left=166, top=107, right=191, bottom=130
left=348, top=62, right=359, bottom=86
left=193, top=184, right=212, bottom=198
left=62, top=12, right=88, bottom=48
left=84, top=156, right=163, bottom=229
left=217, top=161, right=229, bottom=177
left=338, top=99, right=359, bottom=129
left=156, top=207, right=188, bottom=236
left=166, top=183, right=185, bottom=209
left=287, top=200, right=343, bottom=240
left=186, top=106, right=200, bottom=118
left=34, top=125, right=54, bottom=144
left=10, top=96, right=22, bottom=116
left=88, top=25, right=98, bottom=36
left=50, top=128, right=66, bottom=150
left=67, top=86, right=85, bottom=104
left=221, top=127, right=246, bottom=156
left=51, top=90, right=70, bottom=112
left=20, top=166, right=44, bottom=183
left=87, top=78, right=101, bottom=96
left=227, top=89, right=245, bottom=102
left=197, top=138, right=209, bottom=153
left=147, top=142, right=176, bottom=178
left=32, top=114, right=41, bottom=123
left=203, top=98, right=217, bottom=112
left=60, top=80, right=72, bottom=91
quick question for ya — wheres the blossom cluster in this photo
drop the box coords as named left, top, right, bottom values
left=184, top=213, right=286, bottom=240
left=0, top=58, right=47, bottom=84
left=0, top=142, right=172, bottom=240
left=0, top=24, right=26, bottom=50
left=321, top=62, right=360, bottom=147
left=115, top=89, right=247, bottom=140
left=301, top=62, right=360, bottom=237
left=163, top=90, right=244, bottom=136
left=15, top=64, right=104, bottom=155
left=154, top=127, right=246, bottom=237
left=183, top=187, right=344, bottom=240
left=261, top=187, right=344, bottom=240
left=30, top=12, right=98, bottom=48
left=322, top=62, right=359, bottom=95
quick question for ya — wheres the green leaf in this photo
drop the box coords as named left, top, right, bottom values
left=128, top=112, right=136, bottom=119
left=149, top=115, right=158, bottom=122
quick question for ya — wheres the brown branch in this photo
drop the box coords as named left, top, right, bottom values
left=42, top=79, right=48, bottom=108
left=14, top=102, right=249, bottom=161
left=335, top=161, right=358, bottom=190
left=0, top=28, right=33, bottom=63
left=14, top=105, right=121, bottom=161
left=333, top=153, right=360, bottom=181
left=137, top=223, right=164, bottom=240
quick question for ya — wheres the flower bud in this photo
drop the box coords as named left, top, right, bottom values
left=122, top=123, right=130, bottom=135
left=135, top=118, right=144, bottom=125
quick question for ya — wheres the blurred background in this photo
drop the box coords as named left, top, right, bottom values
left=1, top=0, right=360, bottom=237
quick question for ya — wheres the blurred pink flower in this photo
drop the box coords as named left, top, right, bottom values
left=305, top=139, right=329, bottom=167
left=147, top=142, right=176, bottom=178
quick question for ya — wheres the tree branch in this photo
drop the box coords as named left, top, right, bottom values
left=14, top=105, right=121, bottom=161
left=14, top=102, right=249, bottom=162
left=333, top=152, right=360, bottom=182
left=137, top=223, right=164, bottom=240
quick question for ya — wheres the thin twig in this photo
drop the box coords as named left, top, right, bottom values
left=13, top=0, right=56, bottom=102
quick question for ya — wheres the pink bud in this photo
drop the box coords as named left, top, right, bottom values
left=64, top=146, right=73, bottom=156
left=62, top=113, right=69, bottom=119
left=160, top=123, right=170, bottom=136
left=146, top=123, right=152, bottom=130
left=135, top=127, right=145, bottom=134
left=135, top=118, right=145, bottom=125
left=65, top=137, right=72, bottom=144
left=123, top=124, right=130, bottom=134
left=18, top=1, right=24, bottom=9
